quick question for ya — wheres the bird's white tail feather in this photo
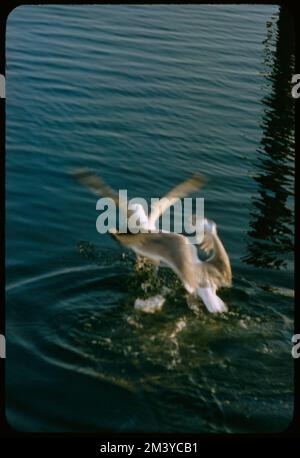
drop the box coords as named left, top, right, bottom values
left=196, top=287, right=228, bottom=313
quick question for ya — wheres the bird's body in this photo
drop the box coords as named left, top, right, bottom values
left=112, top=230, right=200, bottom=294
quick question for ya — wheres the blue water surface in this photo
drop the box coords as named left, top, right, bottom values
left=5, top=4, right=294, bottom=432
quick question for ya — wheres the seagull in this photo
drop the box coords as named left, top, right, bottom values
left=72, top=168, right=231, bottom=313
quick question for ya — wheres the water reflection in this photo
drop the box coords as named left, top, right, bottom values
left=244, top=7, right=295, bottom=270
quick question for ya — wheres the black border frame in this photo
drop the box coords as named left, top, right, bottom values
left=0, top=0, right=298, bottom=447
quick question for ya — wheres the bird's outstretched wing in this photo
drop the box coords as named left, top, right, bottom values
left=148, top=174, right=207, bottom=228
left=71, top=167, right=130, bottom=217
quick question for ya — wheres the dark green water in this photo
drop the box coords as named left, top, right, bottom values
left=5, top=5, right=294, bottom=432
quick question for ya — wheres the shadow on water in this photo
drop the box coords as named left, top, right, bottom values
left=243, top=7, right=295, bottom=270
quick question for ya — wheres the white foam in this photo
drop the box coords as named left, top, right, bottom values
left=134, top=295, right=165, bottom=313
